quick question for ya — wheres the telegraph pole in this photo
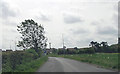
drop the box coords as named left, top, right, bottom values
left=10, top=40, right=13, bottom=50
left=62, top=34, right=66, bottom=54
left=49, top=43, right=51, bottom=49
left=62, top=34, right=64, bottom=49
left=14, top=37, right=18, bottom=51
left=15, top=41, right=16, bottom=51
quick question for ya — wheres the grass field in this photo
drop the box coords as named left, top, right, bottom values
left=48, top=53, right=119, bottom=70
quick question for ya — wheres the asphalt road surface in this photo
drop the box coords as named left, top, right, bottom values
left=37, top=57, right=114, bottom=72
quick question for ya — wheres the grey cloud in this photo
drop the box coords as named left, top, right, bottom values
left=91, top=19, right=106, bottom=26
left=97, top=27, right=117, bottom=35
left=39, top=14, right=50, bottom=21
left=0, top=1, right=17, bottom=19
left=91, top=21, right=100, bottom=25
left=70, top=28, right=88, bottom=35
left=63, top=14, right=83, bottom=24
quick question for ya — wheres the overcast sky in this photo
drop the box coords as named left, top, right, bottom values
left=0, top=0, right=119, bottom=50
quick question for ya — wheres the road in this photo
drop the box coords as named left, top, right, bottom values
left=37, top=57, right=114, bottom=72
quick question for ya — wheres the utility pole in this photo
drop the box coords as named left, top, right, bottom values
left=15, top=41, right=16, bottom=51
left=62, top=34, right=65, bottom=54
left=49, top=43, right=51, bottom=49
left=10, top=40, right=13, bottom=50
left=14, top=37, right=18, bottom=51
left=62, top=34, right=64, bottom=49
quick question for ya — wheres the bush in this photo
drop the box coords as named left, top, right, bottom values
left=2, top=49, right=40, bottom=72
left=25, top=49, right=39, bottom=59
left=86, top=48, right=95, bottom=54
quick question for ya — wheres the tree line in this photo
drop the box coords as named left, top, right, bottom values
left=52, top=41, right=119, bottom=55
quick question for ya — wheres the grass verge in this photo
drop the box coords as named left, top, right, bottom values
left=14, top=56, right=48, bottom=72
left=48, top=53, right=119, bottom=71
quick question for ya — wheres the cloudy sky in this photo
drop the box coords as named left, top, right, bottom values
left=0, top=0, right=119, bottom=50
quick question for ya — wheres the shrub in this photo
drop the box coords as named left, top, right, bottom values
left=2, top=50, right=36, bottom=72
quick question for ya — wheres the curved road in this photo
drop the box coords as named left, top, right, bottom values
left=37, top=57, right=114, bottom=72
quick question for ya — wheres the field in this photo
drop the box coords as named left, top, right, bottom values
left=49, top=53, right=119, bottom=70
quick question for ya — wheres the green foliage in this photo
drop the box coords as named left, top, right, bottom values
left=2, top=52, right=34, bottom=72
left=83, top=48, right=95, bottom=54
left=56, top=47, right=95, bottom=55
left=89, top=41, right=119, bottom=53
left=52, top=48, right=58, bottom=54
left=57, top=49, right=77, bottom=55
left=2, top=49, right=47, bottom=72
left=50, top=43, right=119, bottom=56
left=14, top=56, right=48, bottom=72
left=108, top=44, right=118, bottom=53
left=25, top=49, right=39, bottom=59
left=17, top=19, right=47, bottom=56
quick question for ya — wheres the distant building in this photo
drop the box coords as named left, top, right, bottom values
left=15, top=50, right=24, bottom=52
left=2, top=50, right=6, bottom=52
left=6, top=49, right=13, bottom=52
left=46, top=48, right=54, bottom=54
left=67, top=48, right=75, bottom=51
left=46, top=48, right=50, bottom=54
left=58, top=48, right=63, bottom=50
left=1, top=49, right=5, bottom=52
left=46, top=48, right=57, bottom=54
left=58, top=48, right=67, bottom=50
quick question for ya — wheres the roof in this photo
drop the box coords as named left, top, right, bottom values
left=67, top=48, right=75, bottom=51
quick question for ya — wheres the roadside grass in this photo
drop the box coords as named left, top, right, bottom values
left=14, top=56, right=48, bottom=72
left=48, top=53, right=119, bottom=71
